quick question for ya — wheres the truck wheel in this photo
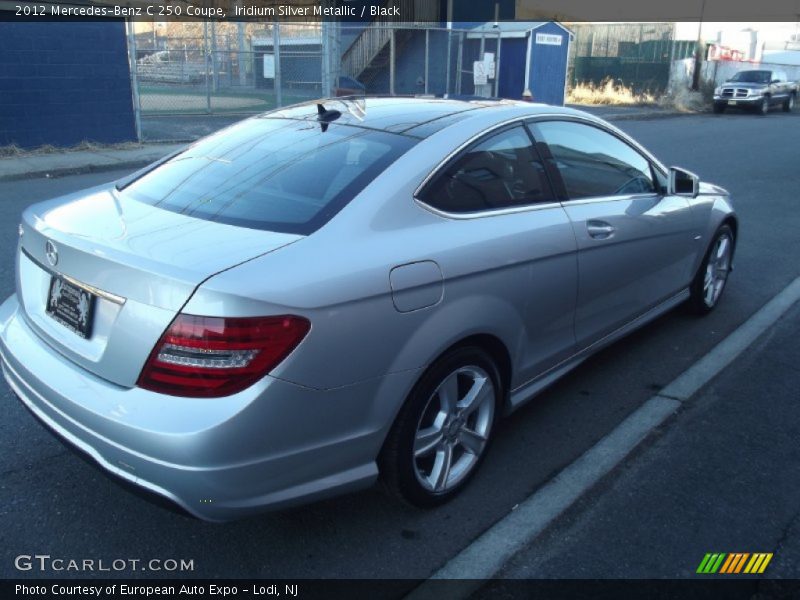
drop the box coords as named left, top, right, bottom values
left=713, top=103, right=725, bottom=114
left=783, top=94, right=795, bottom=112
left=758, top=96, right=770, bottom=115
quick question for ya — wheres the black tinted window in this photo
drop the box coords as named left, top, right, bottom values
left=422, top=125, right=554, bottom=213
left=537, top=121, right=656, bottom=199
left=120, top=117, right=415, bottom=234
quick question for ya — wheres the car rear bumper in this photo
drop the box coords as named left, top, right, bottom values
left=0, top=295, right=417, bottom=521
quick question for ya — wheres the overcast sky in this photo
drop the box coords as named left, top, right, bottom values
left=674, top=21, right=800, bottom=46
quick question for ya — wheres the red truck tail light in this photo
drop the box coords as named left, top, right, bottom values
left=137, top=314, right=310, bottom=398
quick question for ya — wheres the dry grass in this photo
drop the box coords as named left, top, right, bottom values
left=0, top=144, right=25, bottom=158
left=568, top=79, right=657, bottom=106
left=0, top=140, right=144, bottom=158
left=659, top=78, right=716, bottom=113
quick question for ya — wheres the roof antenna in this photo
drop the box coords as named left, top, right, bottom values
left=316, top=103, right=342, bottom=132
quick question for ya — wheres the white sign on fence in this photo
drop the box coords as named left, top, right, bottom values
left=535, top=33, right=562, bottom=46
left=473, top=60, right=488, bottom=85
left=263, top=54, right=275, bottom=78
left=483, top=52, right=495, bottom=79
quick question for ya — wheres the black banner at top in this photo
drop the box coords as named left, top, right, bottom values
left=2, top=0, right=800, bottom=22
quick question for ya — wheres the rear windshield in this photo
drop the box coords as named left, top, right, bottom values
left=120, top=117, right=415, bottom=234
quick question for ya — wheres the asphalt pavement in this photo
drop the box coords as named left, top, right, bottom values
left=0, top=110, right=799, bottom=585
left=486, top=300, right=800, bottom=581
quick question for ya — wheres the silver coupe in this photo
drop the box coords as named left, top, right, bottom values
left=0, top=98, right=737, bottom=520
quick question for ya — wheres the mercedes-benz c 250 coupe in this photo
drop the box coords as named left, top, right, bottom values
left=0, top=98, right=737, bottom=520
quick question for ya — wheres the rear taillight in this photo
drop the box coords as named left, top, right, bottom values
left=137, top=314, right=310, bottom=398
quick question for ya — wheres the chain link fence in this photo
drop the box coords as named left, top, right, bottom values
left=127, top=22, right=502, bottom=142
left=339, top=25, right=502, bottom=97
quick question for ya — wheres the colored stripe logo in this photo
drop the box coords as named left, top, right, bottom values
left=697, top=553, right=773, bottom=574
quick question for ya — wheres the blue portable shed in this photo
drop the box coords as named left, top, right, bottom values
left=465, top=21, right=572, bottom=105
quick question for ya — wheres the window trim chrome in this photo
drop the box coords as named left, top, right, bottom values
left=413, top=112, right=670, bottom=220
left=413, top=198, right=564, bottom=220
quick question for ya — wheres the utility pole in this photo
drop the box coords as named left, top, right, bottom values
left=691, top=0, right=707, bottom=91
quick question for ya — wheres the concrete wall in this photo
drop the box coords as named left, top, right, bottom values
left=0, top=21, right=137, bottom=149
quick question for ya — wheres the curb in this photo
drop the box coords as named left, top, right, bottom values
left=0, top=158, right=157, bottom=183
left=0, top=143, right=185, bottom=183
left=605, top=110, right=703, bottom=121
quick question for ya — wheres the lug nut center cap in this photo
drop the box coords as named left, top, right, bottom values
left=446, top=418, right=463, bottom=440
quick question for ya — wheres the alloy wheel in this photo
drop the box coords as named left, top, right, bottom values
left=412, top=366, right=495, bottom=493
left=703, top=233, right=732, bottom=308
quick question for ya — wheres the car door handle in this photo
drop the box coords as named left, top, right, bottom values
left=587, top=221, right=616, bottom=239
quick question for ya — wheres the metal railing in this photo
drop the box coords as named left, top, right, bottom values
left=341, top=0, right=439, bottom=80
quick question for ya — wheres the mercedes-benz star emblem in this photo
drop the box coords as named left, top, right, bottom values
left=45, top=240, right=58, bottom=267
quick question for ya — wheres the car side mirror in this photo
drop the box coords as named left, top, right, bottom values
left=668, top=167, right=699, bottom=198
left=771, top=79, right=781, bottom=84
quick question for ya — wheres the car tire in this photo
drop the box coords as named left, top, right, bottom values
left=380, top=346, right=501, bottom=507
left=713, top=103, right=725, bottom=114
left=687, top=224, right=735, bottom=315
left=783, top=93, right=795, bottom=112
left=758, top=96, right=770, bottom=115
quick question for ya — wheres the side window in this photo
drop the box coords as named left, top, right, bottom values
left=536, top=121, right=657, bottom=200
left=421, top=125, right=555, bottom=213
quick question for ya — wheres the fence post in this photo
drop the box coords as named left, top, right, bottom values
left=445, top=29, right=452, bottom=94
left=237, top=20, right=246, bottom=87
left=494, top=30, right=501, bottom=97
left=321, top=20, right=329, bottom=97
left=390, top=28, right=396, bottom=95
left=273, top=22, right=282, bottom=107
left=210, top=21, right=218, bottom=93
left=204, top=21, right=211, bottom=114
left=332, top=19, right=341, bottom=95
left=455, top=31, right=463, bottom=95
left=125, top=19, right=142, bottom=142
left=424, top=28, right=429, bottom=94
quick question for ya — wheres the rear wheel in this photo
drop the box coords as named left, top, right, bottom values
left=783, top=93, right=795, bottom=112
left=687, top=224, right=735, bottom=315
left=380, top=346, right=501, bottom=507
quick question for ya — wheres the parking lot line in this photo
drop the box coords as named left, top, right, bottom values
left=407, top=274, right=800, bottom=598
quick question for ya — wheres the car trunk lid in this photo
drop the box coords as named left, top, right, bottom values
left=16, top=186, right=300, bottom=387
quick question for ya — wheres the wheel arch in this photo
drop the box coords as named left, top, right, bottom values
left=443, top=333, right=513, bottom=405
left=377, top=331, right=514, bottom=457
left=720, top=215, right=739, bottom=264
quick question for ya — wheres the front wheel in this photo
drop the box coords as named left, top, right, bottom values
left=713, top=103, right=725, bottom=114
left=758, top=96, right=770, bottom=115
left=687, top=224, right=735, bottom=315
left=783, top=93, right=795, bottom=112
left=380, top=346, right=501, bottom=507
